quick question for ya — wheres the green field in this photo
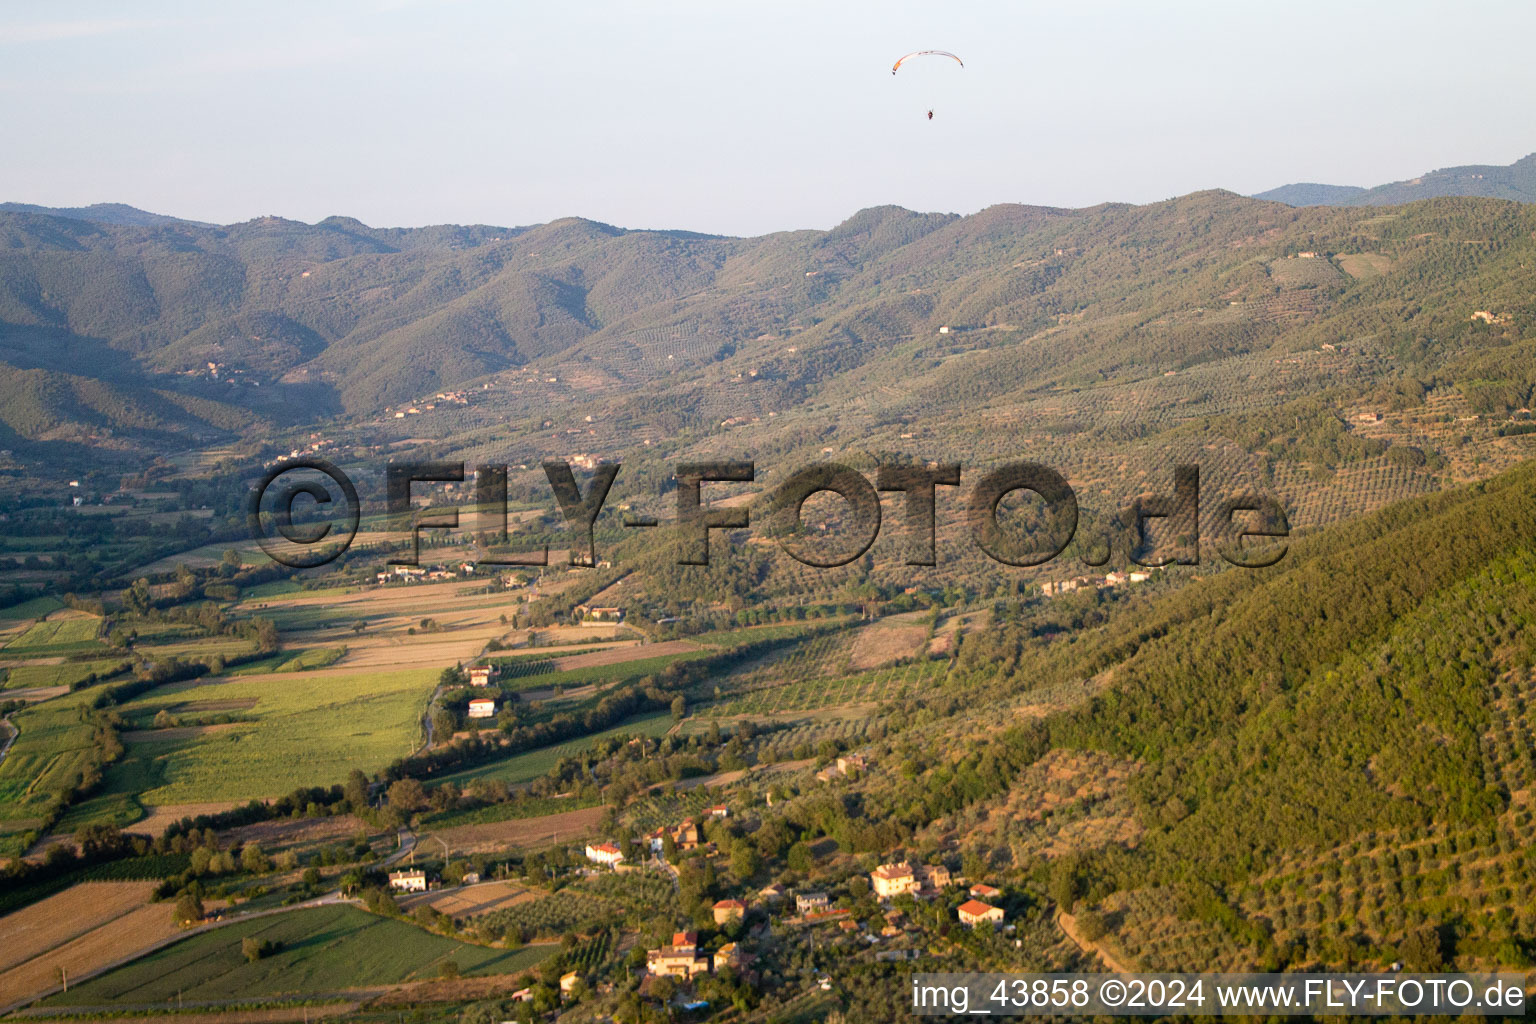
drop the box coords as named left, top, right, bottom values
left=3, top=615, right=103, bottom=655
left=490, top=650, right=709, bottom=694
left=0, top=658, right=127, bottom=691
left=0, top=595, right=64, bottom=620
left=435, top=711, right=674, bottom=787
left=244, top=580, right=360, bottom=601
left=0, top=690, right=100, bottom=831
left=110, top=668, right=436, bottom=804
left=44, top=905, right=554, bottom=1006
left=226, top=647, right=347, bottom=675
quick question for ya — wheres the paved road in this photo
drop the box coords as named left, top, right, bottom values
left=380, top=828, right=417, bottom=867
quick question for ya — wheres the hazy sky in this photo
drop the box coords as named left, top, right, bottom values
left=2, top=1, right=1533, bottom=236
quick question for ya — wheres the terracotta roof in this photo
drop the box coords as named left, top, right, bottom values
left=958, top=899, right=1001, bottom=917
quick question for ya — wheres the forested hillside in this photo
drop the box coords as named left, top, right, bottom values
left=1256, top=152, right=1536, bottom=206
left=874, top=460, right=1536, bottom=971
left=2, top=191, right=1534, bottom=493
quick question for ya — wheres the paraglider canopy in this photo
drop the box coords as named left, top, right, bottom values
left=891, top=50, right=964, bottom=75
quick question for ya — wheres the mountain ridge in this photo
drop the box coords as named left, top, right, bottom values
left=1255, top=152, right=1536, bottom=206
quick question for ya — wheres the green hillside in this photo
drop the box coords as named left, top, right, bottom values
left=2, top=189, right=1533, bottom=479
left=896, top=459, right=1536, bottom=969
left=1256, top=152, right=1536, bottom=207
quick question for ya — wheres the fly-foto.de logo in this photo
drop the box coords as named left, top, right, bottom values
left=248, top=458, right=1289, bottom=570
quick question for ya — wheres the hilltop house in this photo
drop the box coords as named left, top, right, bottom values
left=712, top=898, right=747, bottom=924
left=796, top=891, right=829, bottom=914
left=646, top=931, right=710, bottom=979
left=713, top=942, right=743, bottom=972
left=870, top=861, right=951, bottom=899
left=585, top=842, right=625, bottom=867
left=957, top=899, right=1005, bottom=929
left=647, top=818, right=701, bottom=853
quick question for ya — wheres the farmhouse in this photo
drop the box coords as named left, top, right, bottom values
left=648, top=818, right=702, bottom=852
left=871, top=862, right=918, bottom=898
left=796, top=891, right=829, bottom=914
left=957, top=899, right=1006, bottom=929
left=574, top=604, right=625, bottom=622
left=969, top=883, right=1001, bottom=899
left=646, top=931, right=710, bottom=979
left=707, top=804, right=729, bottom=819
left=388, top=869, right=428, bottom=892
left=467, top=698, right=497, bottom=719
left=585, top=842, right=625, bottom=866
left=712, top=898, right=747, bottom=924
left=871, top=861, right=951, bottom=899
left=713, top=942, right=743, bottom=971
left=468, top=665, right=497, bottom=686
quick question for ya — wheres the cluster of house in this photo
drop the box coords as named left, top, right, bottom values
left=869, top=860, right=951, bottom=899
left=815, top=753, right=868, bottom=784
left=572, top=604, right=625, bottom=622
left=645, top=931, right=746, bottom=980
left=1041, top=569, right=1154, bottom=597
left=868, top=861, right=1008, bottom=929
left=1471, top=310, right=1514, bottom=326
left=375, top=562, right=478, bottom=585
left=281, top=434, right=335, bottom=461
left=584, top=808, right=731, bottom=867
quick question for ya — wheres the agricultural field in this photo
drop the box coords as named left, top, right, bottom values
left=103, top=668, right=437, bottom=804
left=0, top=883, right=185, bottom=1009
left=0, top=881, right=157, bottom=976
left=426, top=805, right=606, bottom=855
left=491, top=650, right=710, bottom=698
left=42, top=905, right=552, bottom=1007
left=708, top=652, right=951, bottom=718
left=0, top=690, right=102, bottom=838
left=0, top=597, right=63, bottom=620
left=1, top=658, right=127, bottom=692
left=548, top=638, right=701, bottom=672
left=432, top=712, right=674, bottom=788
left=846, top=614, right=930, bottom=671
left=473, top=872, right=676, bottom=941
left=397, top=881, right=541, bottom=919
left=1, top=613, right=103, bottom=656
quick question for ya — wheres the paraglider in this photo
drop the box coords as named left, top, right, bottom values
left=891, top=50, right=964, bottom=75
left=892, top=51, right=963, bottom=120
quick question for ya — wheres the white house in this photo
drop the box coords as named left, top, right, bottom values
left=467, top=698, right=497, bottom=719
left=585, top=842, right=625, bottom=867
left=388, top=869, right=428, bottom=892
